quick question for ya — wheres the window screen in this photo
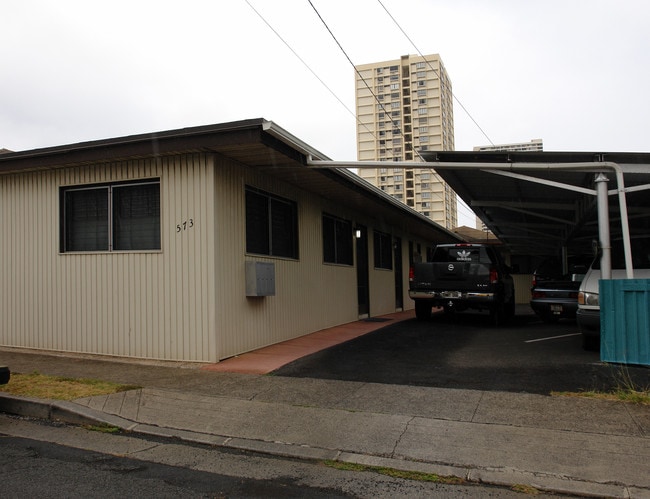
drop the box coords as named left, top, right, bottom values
left=63, top=187, right=109, bottom=252
left=245, top=187, right=298, bottom=259
left=322, top=214, right=353, bottom=265
left=373, top=231, right=393, bottom=270
left=61, top=179, right=160, bottom=252
left=112, top=183, right=161, bottom=251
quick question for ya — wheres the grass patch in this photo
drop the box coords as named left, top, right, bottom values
left=511, top=484, right=540, bottom=495
left=85, top=424, right=121, bottom=434
left=552, top=388, right=650, bottom=405
left=324, top=460, right=464, bottom=485
left=325, top=461, right=545, bottom=493
left=0, top=371, right=140, bottom=401
left=552, top=366, right=650, bottom=405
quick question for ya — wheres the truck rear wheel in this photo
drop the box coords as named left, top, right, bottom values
left=415, top=300, right=432, bottom=320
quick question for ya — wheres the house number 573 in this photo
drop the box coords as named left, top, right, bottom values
left=176, top=219, right=194, bottom=233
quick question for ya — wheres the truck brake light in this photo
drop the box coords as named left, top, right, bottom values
left=409, top=266, right=414, bottom=281
left=489, top=267, right=499, bottom=284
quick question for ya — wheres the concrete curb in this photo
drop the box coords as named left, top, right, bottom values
left=1, top=393, right=646, bottom=498
left=0, top=393, right=135, bottom=429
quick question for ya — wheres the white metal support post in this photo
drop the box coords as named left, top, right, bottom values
left=594, top=173, right=612, bottom=280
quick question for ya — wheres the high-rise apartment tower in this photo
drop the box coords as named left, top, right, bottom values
left=355, top=54, right=457, bottom=229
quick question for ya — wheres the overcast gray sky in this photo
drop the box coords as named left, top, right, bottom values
left=3, top=0, right=650, bottom=161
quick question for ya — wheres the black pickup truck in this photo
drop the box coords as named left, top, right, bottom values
left=409, top=243, right=515, bottom=324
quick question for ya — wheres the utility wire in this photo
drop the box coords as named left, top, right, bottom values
left=244, top=0, right=363, bottom=133
left=306, top=0, right=476, bottom=223
left=377, top=0, right=495, bottom=147
left=305, top=0, right=406, bottom=149
left=375, top=0, right=486, bottom=218
left=306, top=0, right=420, bottom=159
left=245, top=0, right=477, bottom=224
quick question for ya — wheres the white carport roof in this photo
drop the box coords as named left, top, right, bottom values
left=419, top=151, right=650, bottom=259
left=309, top=150, right=650, bottom=261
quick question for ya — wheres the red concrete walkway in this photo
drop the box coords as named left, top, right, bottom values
left=202, top=310, right=415, bottom=374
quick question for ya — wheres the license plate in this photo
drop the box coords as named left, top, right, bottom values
left=441, top=291, right=462, bottom=299
left=550, top=305, right=563, bottom=312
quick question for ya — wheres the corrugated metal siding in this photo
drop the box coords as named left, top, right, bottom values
left=212, top=160, right=430, bottom=360
left=0, top=154, right=216, bottom=362
left=213, top=161, right=359, bottom=359
left=1, top=170, right=60, bottom=350
left=2, top=152, right=432, bottom=362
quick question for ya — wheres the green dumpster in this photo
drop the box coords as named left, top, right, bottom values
left=600, top=279, right=650, bottom=366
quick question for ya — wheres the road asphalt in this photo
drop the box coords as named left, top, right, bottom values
left=1, top=342, right=649, bottom=498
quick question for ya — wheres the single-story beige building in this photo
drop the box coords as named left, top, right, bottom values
left=0, top=119, right=461, bottom=363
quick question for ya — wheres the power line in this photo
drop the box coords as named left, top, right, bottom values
left=306, top=1, right=433, bottom=164
left=377, top=0, right=495, bottom=147
left=245, top=0, right=477, bottom=225
left=244, top=0, right=361, bottom=131
left=305, top=1, right=476, bottom=223
left=305, top=1, right=406, bottom=149
left=371, top=1, right=495, bottom=223
left=371, top=1, right=490, bottom=223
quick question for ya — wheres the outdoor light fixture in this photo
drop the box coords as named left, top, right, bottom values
left=355, top=229, right=362, bottom=239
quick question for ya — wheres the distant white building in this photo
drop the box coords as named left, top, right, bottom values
left=474, top=139, right=543, bottom=152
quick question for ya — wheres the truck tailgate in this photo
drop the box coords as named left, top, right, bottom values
left=411, top=262, right=487, bottom=289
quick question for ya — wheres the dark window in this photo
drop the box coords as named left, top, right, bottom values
left=322, top=214, right=353, bottom=265
left=373, top=231, right=393, bottom=270
left=112, top=183, right=161, bottom=250
left=245, top=187, right=298, bottom=259
left=61, top=180, right=160, bottom=252
left=592, top=236, right=650, bottom=270
left=245, top=189, right=270, bottom=255
left=63, top=187, right=109, bottom=251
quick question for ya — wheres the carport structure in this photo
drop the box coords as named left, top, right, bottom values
left=420, top=151, right=650, bottom=277
left=418, top=152, right=650, bottom=365
left=310, top=152, right=650, bottom=364
left=310, top=151, right=650, bottom=272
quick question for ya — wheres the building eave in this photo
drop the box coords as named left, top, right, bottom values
left=0, top=119, right=460, bottom=244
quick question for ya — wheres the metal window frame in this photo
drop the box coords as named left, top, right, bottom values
left=61, top=178, right=160, bottom=253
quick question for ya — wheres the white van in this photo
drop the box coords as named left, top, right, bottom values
left=577, top=236, right=650, bottom=351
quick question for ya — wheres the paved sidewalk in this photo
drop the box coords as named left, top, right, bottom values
left=202, top=310, right=417, bottom=374
left=1, top=316, right=649, bottom=498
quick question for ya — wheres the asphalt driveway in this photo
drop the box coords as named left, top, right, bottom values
left=273, top=306, right=650, bottom=395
